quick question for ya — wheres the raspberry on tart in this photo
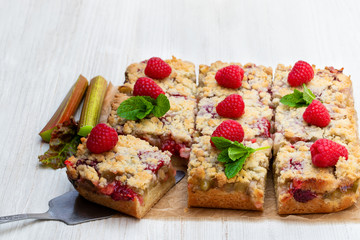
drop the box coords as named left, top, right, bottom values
left=215, top=65, right=244, bottom=89
left=303, top=100, right=330, bottom=127
left=145, top=57, right=172, bottom=79
left=216, top=94, right=245, bottom=118
left=86, top=123, right=118, bottom=154
left=133, top=77, right=165, bottom=99
left=287, top=60, right=314, bottom=87
left=210, top=120, right=244, bottom=147
left=66, top=135, right=176, bottom=219
left=310, top=139, right=348, bottom=167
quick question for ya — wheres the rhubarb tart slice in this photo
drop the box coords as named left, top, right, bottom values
left=66, top=134, right=176, bottom=218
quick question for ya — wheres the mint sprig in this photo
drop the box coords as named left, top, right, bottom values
left=211, top=137, right=270, bottom=179
left=280, top=84, right=316, bottom=108
left=117, top=94, right=170, bottom=120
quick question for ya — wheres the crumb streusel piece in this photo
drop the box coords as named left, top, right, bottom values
left=66, top=135, right=176, bottom=219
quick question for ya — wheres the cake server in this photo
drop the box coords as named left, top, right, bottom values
left=0, top=170, right=185, bottom=225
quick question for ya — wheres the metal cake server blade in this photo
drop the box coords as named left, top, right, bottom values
left=0, top=170, right=185, bottom=225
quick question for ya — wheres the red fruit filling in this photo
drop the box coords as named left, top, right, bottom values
left=111, top=182, right=138, bottom=201
left=289, top=158, right=302, bottom=170
left=292, top=189, right=317, bottom=203
left=145, top=160, right=165, bottom=173
left=256, top=118, right=271, bottom=138
left=161, top=139, right=186, bottom=156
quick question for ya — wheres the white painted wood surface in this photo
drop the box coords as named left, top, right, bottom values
left=1, top=0, right=360, bottom=239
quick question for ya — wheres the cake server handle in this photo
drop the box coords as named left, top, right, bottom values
left=0, top=212, right=54, bottom=224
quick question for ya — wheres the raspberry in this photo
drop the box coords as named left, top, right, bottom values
left=161, top=139, right=185, bottom=156
left=210, top=120, right=244, bottom=147
left=111, top=182, right=137, bottom=201
left=133, top=77, right=165, bottom=99
left=287, top=60, right=314, bottom=87
left=292, top=189, right=317, bottom=203
left=86, top=123, right=118, bottom=154
left=144, top=57, right=172, bottom=79
left=215, top=65, right=244, bottom=89
left=310, top=139, right=348, bottom=167
left=303, top=100, right=330, bottom=127
left=145, top=160, right=165, bottom=173
left=216, top=94, right=245, bottom=118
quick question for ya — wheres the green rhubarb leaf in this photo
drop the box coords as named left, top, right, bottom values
left=39, top=119, right=80, bottom=169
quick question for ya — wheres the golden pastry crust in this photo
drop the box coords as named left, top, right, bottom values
left=74, top=174, right=175, bottom=219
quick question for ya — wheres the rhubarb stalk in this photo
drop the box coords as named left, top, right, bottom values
left=78, top=76, right=107, bottom=136
left=39, top=75, right=88, bottom=142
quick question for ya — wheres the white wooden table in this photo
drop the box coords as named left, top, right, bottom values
left=1, top=0, right=360, bottom=239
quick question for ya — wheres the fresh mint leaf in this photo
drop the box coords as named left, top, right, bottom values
left=228, top=146, right=249, bottom=161
left=117, top=94, right=171, bottom=120
left=152, top=94, right=170, bottom=117
left=211, top=136, right=233, bottom=150
left=224, top=153, right=249, bottom=179
left=117, top=96, right=154, bottom=120
left=218, top=150, right=231, bottom=163
left=213, top=137, right=271, bottom=179
left=280, top=89, right=307, bottom=107
left=142, top=96, right=156, bottom=105
left=302, top=84, right=316, bottom=105
left=280, top=87, right=316, bottom=108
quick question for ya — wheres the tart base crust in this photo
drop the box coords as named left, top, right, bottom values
left=188, top=187, right=264, bottom=211
left=277, top=191, right=358, bottom=215
left=74, top=176, right=175, bottom=219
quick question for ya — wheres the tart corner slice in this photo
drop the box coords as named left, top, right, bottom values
left=66, top=135, right=176, bottom=218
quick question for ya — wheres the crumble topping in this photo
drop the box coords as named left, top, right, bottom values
left=196, top=96, right=273, bottom=140
left=188, top=136, right=272, bottom=188
left=124, top=56, right=196, bottom=98
left=198, top=62, right=273, bottom=101
left=66, top=135, right=172, bottom=192
left=107, top=91, right=196, bottom=145
left=272, top=64, right=353, bottom=108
